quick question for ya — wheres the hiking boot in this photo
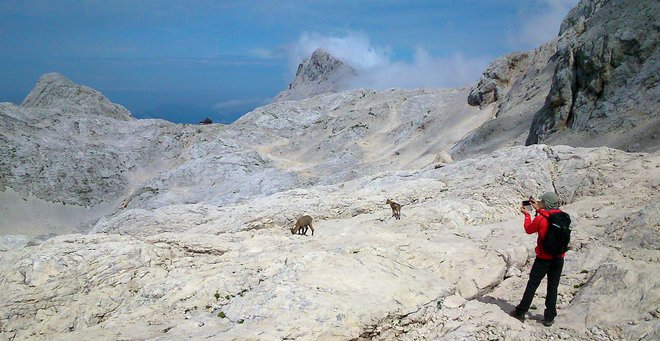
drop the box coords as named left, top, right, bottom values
left=509, top=310, right=525, bottom=322
left=542, top=319, right=554, bottom=327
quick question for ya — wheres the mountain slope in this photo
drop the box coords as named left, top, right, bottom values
left=22, top=73, right=132, bottom=121
left=0, top=74, right=487, bottom=236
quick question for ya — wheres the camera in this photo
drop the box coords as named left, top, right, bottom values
left=522, top=200, right=531, bottom=206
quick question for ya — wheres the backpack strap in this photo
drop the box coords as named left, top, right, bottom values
left=537, top=210, right=552, bottom=249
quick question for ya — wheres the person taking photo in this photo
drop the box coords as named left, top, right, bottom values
left=510, top=192, right=571, bottom=327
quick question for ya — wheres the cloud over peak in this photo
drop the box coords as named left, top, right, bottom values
left=285, top=32, right=490, bottom=91
left=290, top=32, right=391, bottom=71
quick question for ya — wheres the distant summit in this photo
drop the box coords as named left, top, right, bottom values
left=22, top=72, right=132, bottom=121
left=273, top=48, right=357, bottom=102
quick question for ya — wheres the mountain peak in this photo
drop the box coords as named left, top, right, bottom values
left=307, top=48, right=334, bottom=62
left=273, top=48, right=357, bottom=102
left=21, top=72, right=132, bottom=120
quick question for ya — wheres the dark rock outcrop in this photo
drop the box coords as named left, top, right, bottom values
left=467, top=52, right=531, bottom=109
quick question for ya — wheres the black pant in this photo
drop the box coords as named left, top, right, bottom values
left=515, top=257, right=564, bottom=321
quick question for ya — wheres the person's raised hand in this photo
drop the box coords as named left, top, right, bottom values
left=530, top=198, right=540, bottom=211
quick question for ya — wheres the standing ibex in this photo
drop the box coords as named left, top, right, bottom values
left=386, top=199, right=401, bottom=220
left=291, top=215, right=314, bottom=236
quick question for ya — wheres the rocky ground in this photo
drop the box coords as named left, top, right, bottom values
left=1, top=144, right=658, bottom=340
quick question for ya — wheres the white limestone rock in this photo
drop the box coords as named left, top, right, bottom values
left=1, top=73, right=486, bottom=218
left=22, top=73, right=132, bottom=121
left=443, top=294, right=466, bottom=309
left=499, top=246, right=530, bottom=270
left=0, top=235, right=30, bottom=252
left=0, top=143, right=658, bottom=340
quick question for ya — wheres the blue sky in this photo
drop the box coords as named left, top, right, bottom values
left=0, top=0, right=577, bottom=123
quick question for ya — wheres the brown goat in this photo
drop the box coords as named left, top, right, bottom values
left=386, top=199, right=401, bottom=220
left=291, top=215, right=314, bottom=236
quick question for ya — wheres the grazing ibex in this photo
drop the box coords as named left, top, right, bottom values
left=291, top=215, right=314, bottom=236
left=386, top=199, right=401, bottom=220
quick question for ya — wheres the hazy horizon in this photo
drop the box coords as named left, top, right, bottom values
left=0, top=0, right=577, bottom=124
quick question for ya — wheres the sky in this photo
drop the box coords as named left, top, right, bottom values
left=0, top=0, right=578, bottom=124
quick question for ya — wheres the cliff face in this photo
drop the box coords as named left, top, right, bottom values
left=273, top=48, right=357, bottom=102
left=527, top=0, right=660, bottom=151
left=455, top=0, right=659, bottom=159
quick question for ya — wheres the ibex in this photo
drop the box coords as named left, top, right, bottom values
left=386, top=199, right=401, bottom=220
left=291, top=215, right=314, bottom=236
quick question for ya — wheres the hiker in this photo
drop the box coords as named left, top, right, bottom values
left=510, top=192, right=571, bottom=327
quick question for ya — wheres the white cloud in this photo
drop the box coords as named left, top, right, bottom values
left=351, top=48, right=490, bottom=90
left=290, top=32, right=391, bottom=71
left=513, top=0, right=579, bottom=48
left=285, top=32, right=490, bottom=90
